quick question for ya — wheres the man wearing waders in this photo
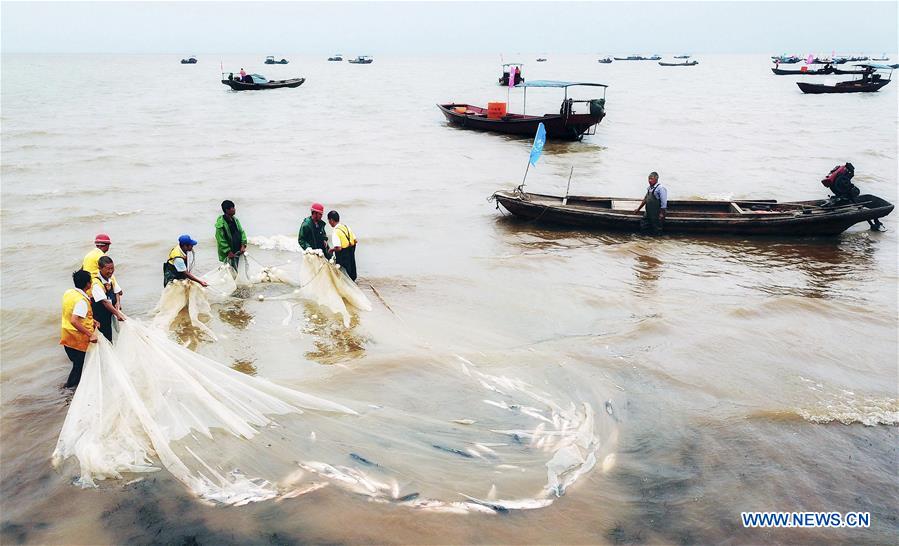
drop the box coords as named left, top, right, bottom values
left=635, top=171, right=667, bottom=235
left=90, top=256, right=127, bottom=341
left=327, top=210, right=358, bottom=281
left=215, top=199, right=247, bottom=271
left=298, top=203, right=331, bottom=258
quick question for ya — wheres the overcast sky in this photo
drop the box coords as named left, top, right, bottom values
left=2, top=1, right=896, bottom=54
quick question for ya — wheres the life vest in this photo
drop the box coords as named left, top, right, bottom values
left=83, top=247, right=118, bottom=286
left=60, top=289, right=95, bottom=351
left=163, top=246, right=190, bottom=286
left=91, top=275, right=115, bottom=303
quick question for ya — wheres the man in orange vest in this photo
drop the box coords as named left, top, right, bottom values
left=60, top=270, right=99, bottom=388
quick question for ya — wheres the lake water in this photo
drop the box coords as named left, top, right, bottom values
left=1, top=53, right=897, bottom=544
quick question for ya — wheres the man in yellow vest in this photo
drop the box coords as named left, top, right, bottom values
left=60, top=270, right=99, bottom=388
left=163, top=234, right=209, bottom=288
left=92, top=256, right=127, bottom=341
left=327, top=210, right=358, bottom=281
left=82, top=233, right=124, bottom=307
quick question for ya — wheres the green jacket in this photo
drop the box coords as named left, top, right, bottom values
left=215, top=214, right=247, bottom=262
left=298, top=216, right=330, bottom=257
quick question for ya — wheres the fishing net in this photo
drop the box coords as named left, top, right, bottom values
left=52, top=322, right=609, bottom=511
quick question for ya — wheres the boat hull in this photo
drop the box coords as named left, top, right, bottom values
left=797, top=80, right=890, bottom=94
left=772, top=67, right=833, bottom=75
left=492, top=191, right=894, bottom=236
left=659, top=61, right=698, bottom=66
left=221, top=78, right=305, bottom=90
left=438, top=104, right=604, bottom=141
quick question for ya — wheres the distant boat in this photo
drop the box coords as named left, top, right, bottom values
left=772, top=55, right=802, bottom=64
left=674, top=54, right=691, bottom=59
left=265, top=56, right=289, bottom=64
left=659, top=60, right=698, bottom=66
left=328, top=54, right=343, bottom=61
left=222, top=74, right=305, bottom=90
left=772, top=65, right=835, bottom=75
left=180, top=56, right=197, bottom=64
left=438, top=80, right=608, bottom=141
left=647, top=54, right=662, bottom=60
left=614, top=55, right=646, bottom=61
left=498, top=62, right=524, bottom=86
left=871, top=55, right=889, bottom=61
left=348, top=55, right=373, bottom=64
left=597, top=57, right=613, bottom=64
left=536, top=58, right=547, bottom=62
left=797, top=65, right=892, bottom=94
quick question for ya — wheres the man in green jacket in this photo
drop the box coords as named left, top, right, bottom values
left=298, top=202, right=331, bottom=258
left=215, top=200, right=248, bottom=270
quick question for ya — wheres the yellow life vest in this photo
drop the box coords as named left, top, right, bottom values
left=167, top=245, right=187, bottom=266
left=83, top=247, right=118, bottom=285
left=334, top=224, right=357, bottom=248
left=91, top=276, right=114, bottom=301
left=60, top=289, right=95, bottom=351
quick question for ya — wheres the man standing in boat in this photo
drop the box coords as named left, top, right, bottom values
left=634, top=171, right=667, bottom=234
left=298, top=203, right=331, bottom=258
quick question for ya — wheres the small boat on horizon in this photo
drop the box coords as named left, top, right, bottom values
left=499, top=62, right=524, bottom=86
left=222, top=73, right=305, bottom=90
left=659, top=60, right=698, bottom=66
left=536, top=58, right=547, bottom=62
left=597, top=57, right=613, bottom=64
left=614, top=55, right=646, bottom=61
left=348, top=55, right=373, bottom=64
left=265, top=56, right=289, bottom=64
left=674, top=54, right=691, bottom=59
left=328, top=54, right=344, bottom=61
left=180, top=56, right=197, bottom=64
left=772, top=65, right=834, bottom=75
left=438, top=80, right=607, bottom=141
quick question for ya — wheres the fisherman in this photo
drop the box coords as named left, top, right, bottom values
left=82, top=233, right=124, bottom=309
left=60, top=270, right=99, bottom=388
left=215, top=199, right=247, bottom=271
left=163, top=235, right=209, bottom=288
left=239, top=68, right=246, bottom=79
left=327, top=210, right=358, bottom=281
left=91, top=256, right=127, bottom=341
left=298, top=203, right=331, bottom=258
left=634, top=171, right=668, bottom=235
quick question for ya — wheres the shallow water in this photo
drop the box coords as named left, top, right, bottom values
left=2, top=53, right=898, bottom=544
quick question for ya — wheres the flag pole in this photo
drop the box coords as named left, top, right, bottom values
left=562, top=166, right=574, bottom=205
left=518, top=161, right=531, bottom=194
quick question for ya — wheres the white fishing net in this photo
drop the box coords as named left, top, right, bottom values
left=51, top=323, right=607, bottom=511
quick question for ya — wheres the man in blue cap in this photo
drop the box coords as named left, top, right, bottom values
left=163, top=234, right=209, bottom=287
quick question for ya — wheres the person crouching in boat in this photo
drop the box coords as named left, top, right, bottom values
left=634, top=171, right=667, bottom=235
left=60, top=270, right=99, bottom=388
left=91, top=256, right=127, bottom=341
left=163, top=235, right=209, bottom=288
left=327, top=210, right=358, bottom=281
left=298, top=203, right=331, bottom=258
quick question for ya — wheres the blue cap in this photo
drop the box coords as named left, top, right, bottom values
left=178, top=234, right=198, bottom=246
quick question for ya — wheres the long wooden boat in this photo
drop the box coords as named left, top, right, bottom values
left=772, top=66, right=834, bottom=75
left=265, top=56, right=289, bottom=64
left=348, top=56, right=373, bottom=64
left=659, top=60, right=698, bottom=66
left=221, top=77, right=305, bottom=90
left=491, top=189, right=893, bottom=236
left=797, top=79, right=890, bottom=94
left=614, top=56, right=646, bottom=61
left=832, top=67, right=867, bottom=75
left=438, top=80, right=607, bottom=141
left=180, top=57, right=197, bottom=64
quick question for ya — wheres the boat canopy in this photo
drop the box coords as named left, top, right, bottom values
left=502, top=63, right=524, bottom=67
left=250, top=74, right=269, bottom=83
left=516, top=80, right=608, bottom=88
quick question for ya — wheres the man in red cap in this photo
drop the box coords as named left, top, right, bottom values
left=82, top=233, right=123, bottom=313
left=297, top=202, right=331, bottom=258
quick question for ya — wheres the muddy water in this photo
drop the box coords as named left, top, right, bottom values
left=2, top=54, right=897, bottom=543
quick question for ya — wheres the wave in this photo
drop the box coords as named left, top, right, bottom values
left=794, top=377, right=898, bottom=426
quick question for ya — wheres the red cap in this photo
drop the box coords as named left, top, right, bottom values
left=310, top=202, right=324, bottom=213
left=94, top=233, right=111, bottom=244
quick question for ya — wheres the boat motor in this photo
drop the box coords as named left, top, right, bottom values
left=821, top=162, right=860, bottom=204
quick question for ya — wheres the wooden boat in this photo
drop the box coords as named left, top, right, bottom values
left=797, top=79, right=890, bottom=94
left=536, top=58, right=547, bottom=62
left=647, top=55, right=662, bottom=60
left=659, top=60, right=698, bottom=66
left=771, top=66, right=834, bottom=75
left=597, top=57, right=613, bottom=64
left=221, top=76, right=305, bottom=90
left=328, top=54, right=343, bottom=61
left=348, top=56, right=373, bottom=64
left=438, top=81, right=607, bottom=141
left=614, top=55, right=646, bottom=61
left=771, top=56, right=802, bottom=64
left=491, top=189, right=894, bottom=236
left=831, top=67, right=868, bottom=75
left=180, top=56, right=197, bottom=64
left=674, top=55, right=691, bottom=59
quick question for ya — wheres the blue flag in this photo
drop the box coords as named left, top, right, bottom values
left=529, top=123, right=546, bottom=166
